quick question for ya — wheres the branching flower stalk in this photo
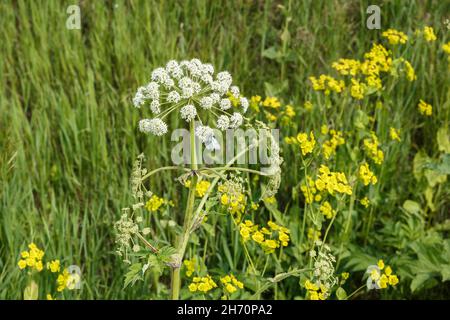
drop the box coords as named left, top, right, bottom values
left=117, top=59, right=283, bottom=300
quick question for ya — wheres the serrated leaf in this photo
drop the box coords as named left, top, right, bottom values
left=124, top=263, right=143, bottom=288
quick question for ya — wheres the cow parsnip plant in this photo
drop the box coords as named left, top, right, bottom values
left=115, top=59, right=284, bottom=299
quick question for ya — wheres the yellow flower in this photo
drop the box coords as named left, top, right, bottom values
left=422, top=26, right=437, bottom=42
left=35, top=261, right=44, bottom=272
left=297, top=131, right=316, bottom=156
left=388, top=275, right=399, bottom=286
left=262, top=96, right=281, bottom=109
left=377, top=259, right=385, bottom=270
left=350, top=78, right=366, bottom=100
left=145, top=194, right=165, bottom=212
left=250, top=98, right=261, bottom=112
left=364, top=133, right=384, bottom=165
left=322, top=130, right=345, bottom=159
left=304, top=101, right=313, bottom=111
left=18, top=259, right=27, bottom=269
left=443, top=42, right=450, bottom=55
left=188, top=283, right=198, bottom=292
left=251, top=231, right=265, bottom=244
left=18, top=243, right=45, bottom=272
left=305, top=280, right=318, bottom=291
left=250, top=202, right=259, bottom=210
left=285, top=105, right=296, bottom=118
left=359, top=163, right=377, bottom=186
left=400, top=59, right=416, bottom=81
left=225, top=283, right=237, bottom=293
left=389, top=127, right=401, bottom=141
left=360, top=197, right=370, bottom=208
left=265, top=112, right=277, bottom=122
left=382, top=29, right=408, bottom=45
left=384, top=266, right=392, bottom=276
left=378, top=274, right=389, bottom=289
left=57, top=269, right=70, bottom=292
left=183, top=258, right=196, bottom=277
left=309, top=74, right=345, bottom=95
left=239, top=224, right=251, bottom=241
left=418, top=99, right=432, bottom=116
left=47, top=260, right=61, bottom=273
left=46, top=294, right=54, bottom=300
left=331, top=58, right=361, bottom=76
left=319, top=201, right=335, bottom=219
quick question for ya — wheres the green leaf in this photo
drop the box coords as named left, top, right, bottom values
left=24, top=280, right=39, bottom=300
left=413, top=151, right=429, bottom=180
left=410, top=273, right=431, bottom=292
left=403, top=200, right=421, bottom=215
left=441, top=265, right=450, bottom=281
left=437, top=127, right=450, bottom=153
left=124, top=263, right=143, bottom=288
left=262, top=46, right=283, bottom=60
left=336, top=287, right=347, bottom=300
left=424, top=187, right=435, bottom=211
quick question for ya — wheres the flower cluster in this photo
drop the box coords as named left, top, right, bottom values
left=363, top=133, right=384, bottom=165
left=183, top=258, right=196, bottom=277
left=18, top=243, right=45, bottom=272
left=285, top=131, right=316, bottom=156
left=319, top=201, right=336, bottom=219
left=315, top=165, right=352, bottom=196
left=309, top=74, right=345, bottom=95
left=382, top=29, right=408, bottom=45
left=359, top=163, right=378, bottom=186
left=418, top=99, right=432, bottom=116
left=389, top=127, right=401, bottom=141
left=133, top=59, right=248, bottom=150
left=18, top=243, right=78, bottom=297
left=185, top=179, right=211, bottom=197
left=417, top=26, right=437, bottom=42
left=220, top=274, right=244, bottom=294
left=218, top=176, right=247, bottom=216
left=360, top=196, right=370, bottom=208
left=305, top=279, right=328, bottom=300
left=188, top=275, right=218, bottom=293
left=367, top=260, right=399, bottom=289
left=321, top=128, right=345, bottom=159
left=47, top=260, right=61, bottom=273
left=239, top=220, right=290, bottom=253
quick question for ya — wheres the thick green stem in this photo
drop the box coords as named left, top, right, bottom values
left=171, top=121, right=198, bottom=300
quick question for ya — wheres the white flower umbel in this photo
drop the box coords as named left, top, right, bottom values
left=230, top=112, right=243, bottom=129
left=132, top=59, right=248, bottom=149
left=139, top=118, right=168, bottom=136
left=180, top=104, right=197, bottom=122
left=216, top=115, right=230, bottom=130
